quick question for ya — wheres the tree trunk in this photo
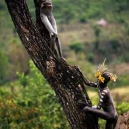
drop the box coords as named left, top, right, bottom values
left=5, top=0, right=99, bottom=129
left=114, top=112, right=129, bottom=129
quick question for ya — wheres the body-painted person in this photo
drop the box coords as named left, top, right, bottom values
left=40, top=0, right=62, bottom=58
left=78, top=59, right=118, bottom=129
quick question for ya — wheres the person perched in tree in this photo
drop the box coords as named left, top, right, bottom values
left=40, top=0, right=62, bottom=58
left=78, top=59, right=118, bottom=129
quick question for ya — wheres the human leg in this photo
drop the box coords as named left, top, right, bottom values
left=83, top=107, right=115, bottom=120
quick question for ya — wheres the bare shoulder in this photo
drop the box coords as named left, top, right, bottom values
left=101, top=88, right=109, bottom=95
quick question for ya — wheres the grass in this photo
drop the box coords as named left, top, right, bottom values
left=111, top=86, right=129, bottom=103
left=58, top=22, right=125, bottom=47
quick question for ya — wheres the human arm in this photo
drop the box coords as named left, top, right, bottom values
left=83, top=77, right=98, bottom=88
left=77, top=68, right=98, bottom=88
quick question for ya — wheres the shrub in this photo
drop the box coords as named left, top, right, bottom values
left=0, top=61, right=69, bottom=129
left=116, top=102, right=129, bottom=115
left=87, top=53, right=94, bottom=63
left=117, top=74, right=129, bottom=86
left=69, top=42, right=84, bottom=53
left=110, top=39, right=120, bottom=51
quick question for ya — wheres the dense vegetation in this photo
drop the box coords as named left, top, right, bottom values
left=0, top=0, right=129, bottom=128
left=53, top=0, right=129, bottom=24
left=0, top=0, right=129, bottom=83
left=0, top=61, right=69, bottom=129
left=0, top=61, right=129, bottom=129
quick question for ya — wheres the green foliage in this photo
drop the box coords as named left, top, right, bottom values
left=0, top=61, right=69, bottom=129
left=69, top=42, right=84, bottom=53
left=112, top=0, right=128, bottom=13
left=116, top=102, right=129, bottom=115
left=110, top=39, right=120, bottom=51
left=53, top=0, right=129, bottom=23
left=1, top=0, right=129, bottom=83
left=121, top=52, right=129, bottom=62
left=79, top=15, right=87, bottom=23
left=1, top=0, right=129, bottom=25
left=87, top=53, right=94, bottom=63
left=117, top=74, right=129, bottom=87
left=1, top=61, right=128, bottom=129
left=93, top=26, right=101, bottom=38
left=86, top=4, right=102, bottom=19
left=0, top=93, right=41, bottom=129
left=0, top=51, right=8, bottom=85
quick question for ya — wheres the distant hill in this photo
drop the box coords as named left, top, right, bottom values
left=1, top=0, right=129, bottom=24
left=53, top=0, right=129, bottom=24
left=0, top=0, right=129, bottom=84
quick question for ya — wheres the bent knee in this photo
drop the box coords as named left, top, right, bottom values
left=107, top=113, right=117, bottom=121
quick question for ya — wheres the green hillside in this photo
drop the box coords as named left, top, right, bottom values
left=0, top=0, right=129, bottom=84
left=1, top=0, right=129, bottom=27
left=53, top=0, right=129, bottom=24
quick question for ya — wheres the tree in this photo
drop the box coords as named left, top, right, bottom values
left=5, top=0, right=98, bottom=129
left=5, top=0, right=129, bottom=129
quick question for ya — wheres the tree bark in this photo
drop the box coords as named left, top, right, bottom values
left=5, top=0, right=99, bottom=129
left=114, top=112, right=129, bottom=129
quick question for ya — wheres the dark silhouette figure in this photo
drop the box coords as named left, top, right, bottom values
left=40, top=0, right=62, bottom=58
left=78, top=60, right=118, bottom=129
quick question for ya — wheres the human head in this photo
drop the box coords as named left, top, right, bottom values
left=95, top=59, right=117, bottom=84
left=101, top=72, right=111, bottom=84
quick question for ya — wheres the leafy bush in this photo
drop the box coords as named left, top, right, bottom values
left=0, top=93, right=41, bottom=129
left=0, top=61, right=69, bottom=129
left=117, top=74, right=129, bottom=87
left=87, top=53, right=94, bottom=63
left=69, top=42, right=84, bottom=53
left=79, top=16, right=87, bottom=23
left=110, top=39, right=120, bottom=51
left=116, top=102, right=129, bottom=115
